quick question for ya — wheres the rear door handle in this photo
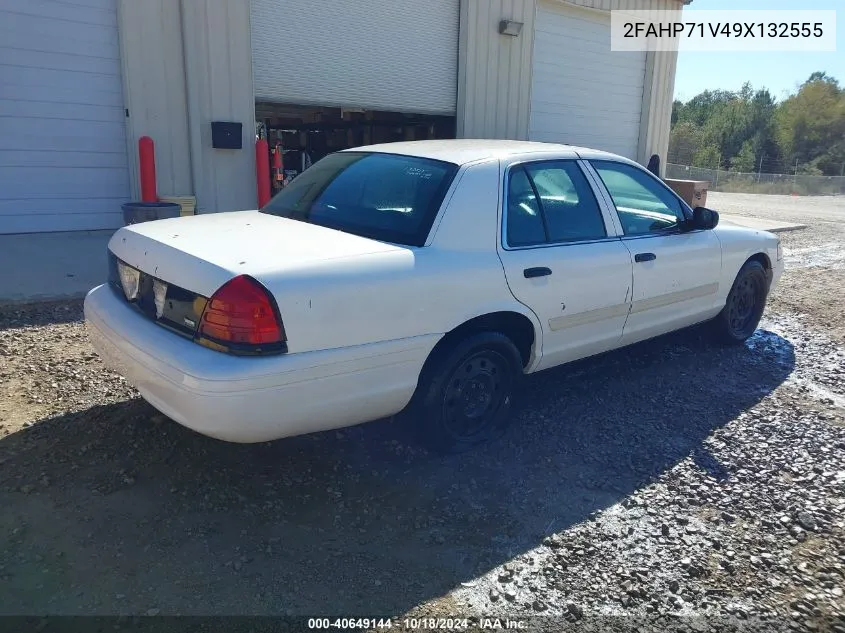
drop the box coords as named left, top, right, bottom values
left=635, top=252, right=656, bottom=263
left=523, top=267, right=552, bottom=278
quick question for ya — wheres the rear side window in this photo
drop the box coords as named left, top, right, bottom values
left=506, top=168, right=546, bottom=247
left=260, top=152, right=458, bottom=246
left=505, top=160, right=607, bottom=247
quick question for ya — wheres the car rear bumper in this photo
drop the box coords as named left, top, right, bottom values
left=84, top=284, right=436, bottom=443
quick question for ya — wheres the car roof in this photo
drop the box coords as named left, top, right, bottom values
left=342, top=139, right=628, bottom=166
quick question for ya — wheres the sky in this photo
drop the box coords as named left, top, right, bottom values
left=674, top=0, right=845, bottom=102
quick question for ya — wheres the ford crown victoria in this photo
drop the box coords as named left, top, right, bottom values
left=84, top=140, right=783, bottom=452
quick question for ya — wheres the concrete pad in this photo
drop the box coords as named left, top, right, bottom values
left=718, top=214, right=807, bottom=234
left=0, top=230, right=114, bottom=304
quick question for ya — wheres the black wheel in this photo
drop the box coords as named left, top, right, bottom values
left=712, top=260, right=769, bottom=344
left=407, top=332, right=523, bottom=453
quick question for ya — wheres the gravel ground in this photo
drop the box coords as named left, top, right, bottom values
left=0, top=193, right=843, bottom=631
left=708, top=192, right=845, bottom=344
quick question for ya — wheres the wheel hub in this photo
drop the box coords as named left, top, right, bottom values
left=442, top=350, right=509, bottom=440
left=461, top=375, right=493, bottom=417
left=728, top=277, right=758, bottom=334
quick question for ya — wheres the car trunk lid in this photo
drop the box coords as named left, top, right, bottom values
left=106, top=210, right=405, bottom=350
left=108, top=210, right=404, bottom=297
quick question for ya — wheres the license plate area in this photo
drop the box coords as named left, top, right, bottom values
left=109, top=252, right=206, bottom=338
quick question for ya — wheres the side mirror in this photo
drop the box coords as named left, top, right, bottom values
left=690, top=206, right=719, bottom=230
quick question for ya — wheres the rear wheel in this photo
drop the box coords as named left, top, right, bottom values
left=407, top=332, right=523, bottom=453
left=712, top=260, right=769, bottom=344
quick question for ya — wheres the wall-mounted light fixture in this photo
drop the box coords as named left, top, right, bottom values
left=498, top=20, right=524, bottom=37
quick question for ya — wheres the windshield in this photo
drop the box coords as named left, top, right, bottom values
left=259, top=152, right=459, bottom=246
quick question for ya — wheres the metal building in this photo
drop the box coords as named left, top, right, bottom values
left=0, top=0, right=687, bottom=234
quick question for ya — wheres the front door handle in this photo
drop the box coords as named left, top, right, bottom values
left=635, top=252, right=657, bottom=263
left=524, top=267, right=552, bottom=278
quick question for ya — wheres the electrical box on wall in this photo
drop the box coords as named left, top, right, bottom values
left=211, top=121, right=242, bottom=149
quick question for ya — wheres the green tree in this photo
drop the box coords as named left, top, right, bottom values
left=747, top=89, right=778, bottom=159
left=671, top=99, right=683, bottom=127
left=776, top=74, right=845, bottom=175
left=675, top=89, right=736, bottom=127
left=670, top=73, right=842, bottom=176
left=693, top=145, right=721, bottom=169
left=806, top=71, right=839, bottom=88
left=668, top=122, right=701, bottom=164
left=731, top=141, right=756, bottom=172
left=699, top=96, right=747, bottom=161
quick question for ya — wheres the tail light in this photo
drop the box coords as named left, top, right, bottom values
left=197, top=275, right=287, bottom=355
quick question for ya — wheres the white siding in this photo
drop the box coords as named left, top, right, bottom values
left=529, top=1, right=647, bottom=158
left=567, top=0, right=682, bottom=9
left=0, top=0, right=130, bottom=233
left=638, top=51, right=680, bottom=173
left=117, top=0, right=193, bottom=201
left=458, top=0, right=683, bottom=169
left=250, top=0, right=460, bottom=114
left=117, top=0, right=256, bottom=215
left=457, top=0, right=536, bottom=139
left=181, top=0, right=257, bottom=214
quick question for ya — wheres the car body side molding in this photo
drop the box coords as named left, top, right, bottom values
left=630, top=282, right=720, bottom=315
left=548, top=302, right=631, bottom=332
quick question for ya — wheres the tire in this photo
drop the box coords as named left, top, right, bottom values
left=712, top=260, right=769, bottom=344
left=407, top=332, right=523, bottom=454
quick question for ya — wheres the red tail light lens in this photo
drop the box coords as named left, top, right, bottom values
left=198, top=275, right=285, bottom=349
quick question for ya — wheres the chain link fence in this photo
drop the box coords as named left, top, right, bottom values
left=666, top=164, right=845, bottom=196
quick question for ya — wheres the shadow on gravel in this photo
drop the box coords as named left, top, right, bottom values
left=0, top=299, right=84, bottom=329
left=0, top=326, right=795, bottom=616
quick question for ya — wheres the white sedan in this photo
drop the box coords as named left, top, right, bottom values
left=85, top=140, right=783, bottom=452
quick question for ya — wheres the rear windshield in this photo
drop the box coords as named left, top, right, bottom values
left=260, top=152, right=459, bottom=246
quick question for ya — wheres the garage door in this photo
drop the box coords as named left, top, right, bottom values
left=529, top=1, right=647, bottom=159
left=250, top=0, right=459, bottom=115
left=0, top=0, right=130, bottom=233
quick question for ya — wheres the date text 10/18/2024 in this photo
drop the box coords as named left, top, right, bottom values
left=307, top=617, right=527, bottom=630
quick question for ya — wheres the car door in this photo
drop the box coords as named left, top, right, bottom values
left=586, top=159, right=722, bottom=345
left=497, top=159, right=633, bottom=371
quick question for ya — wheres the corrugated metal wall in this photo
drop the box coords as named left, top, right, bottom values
left=458, top=0, right=684, bottom=172
left=117, top=0, right=193, bottom=201
left=457, top=0, right=536, bottom=139
left=118, top=0, right=257, bottom=214
left=181, top=0, right=256, bottom=213
left=566, top=0, right=679, bottom=10
left=637, top=50, right=679, bottom=171
left=117, top=0, right=683, bottom=214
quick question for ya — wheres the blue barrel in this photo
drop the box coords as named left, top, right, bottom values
left=121, top=202, right=181, bottom=226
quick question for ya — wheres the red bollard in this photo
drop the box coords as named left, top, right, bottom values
left=256, top=138, right=271, bottom=207
left=138, top=136, right=157, bottom=202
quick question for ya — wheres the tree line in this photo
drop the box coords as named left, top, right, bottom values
left=669, top=72, right=845, bottom=177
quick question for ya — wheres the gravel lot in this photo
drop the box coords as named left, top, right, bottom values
left=709, top=192, right=845, bottom=345
left=0, top=193, right=843, bottom=630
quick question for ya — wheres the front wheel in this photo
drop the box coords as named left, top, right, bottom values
left=712, top=260, right=769, bottom=344
left=407, top=332, right=523, bottom=453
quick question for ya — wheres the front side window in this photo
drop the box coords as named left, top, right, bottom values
left=505, top=160, right=607, bottom=247
left=260, top=152, right=458, bottom=246
left=591, top=160, right=685, bottom=236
